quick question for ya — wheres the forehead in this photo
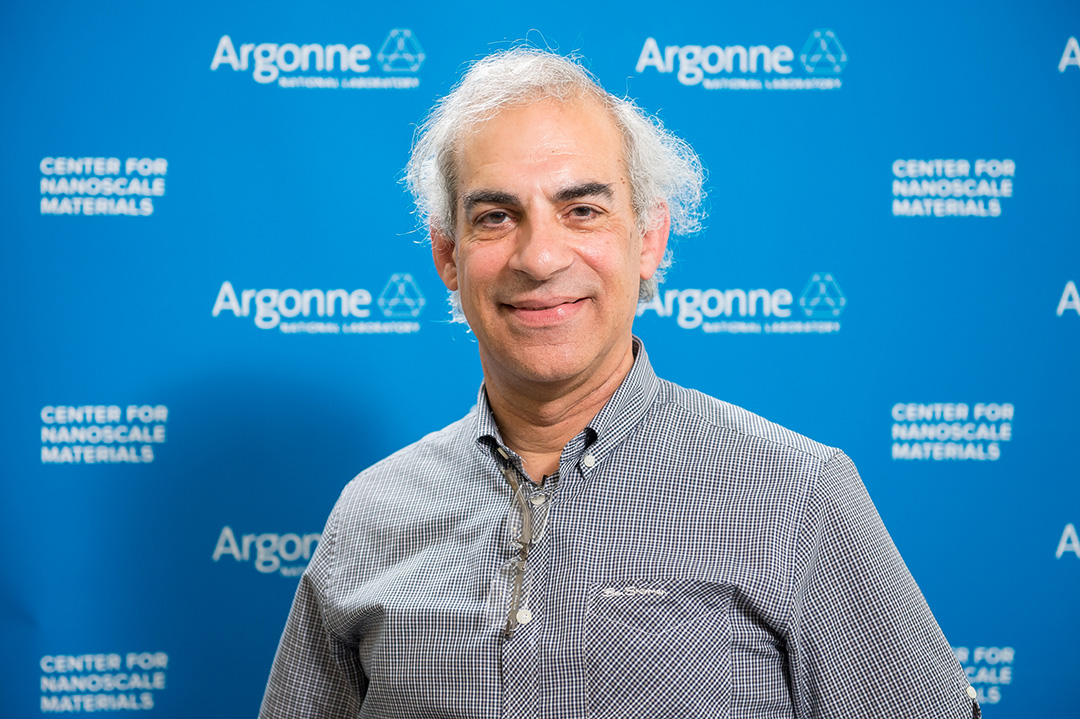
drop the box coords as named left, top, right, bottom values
left=454, top=96, right=627, bottom=195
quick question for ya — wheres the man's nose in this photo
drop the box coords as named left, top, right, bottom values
left=507, top=213, right=573, bottom=280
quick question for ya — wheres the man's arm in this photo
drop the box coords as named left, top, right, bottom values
left=786, top=451, right=979, bottom=718
left=260, top=506, right=367, bottom=718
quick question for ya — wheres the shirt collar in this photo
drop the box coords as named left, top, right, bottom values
left=472, top=336, right=661, bottom=465
left=474, top=384, right=504, bottom=449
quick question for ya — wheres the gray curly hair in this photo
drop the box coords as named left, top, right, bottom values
left=405, top=47, right=705, bottom=320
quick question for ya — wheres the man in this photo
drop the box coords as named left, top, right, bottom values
left=261, top=48, right=979, bottom=718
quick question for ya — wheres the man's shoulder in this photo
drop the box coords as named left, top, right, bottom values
left=306, top=408, right=486, bottom=590
left=356, top=408, right=476, bottom=477
left=652, top=377, right=840, bottom=465
left=333, top=407, right=479, bottom=507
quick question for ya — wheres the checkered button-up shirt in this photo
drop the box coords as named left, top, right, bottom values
left=261, top=339, right=979, bottom=718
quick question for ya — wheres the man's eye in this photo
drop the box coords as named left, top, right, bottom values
left=478, top=211, right=510, bottom=226
left=568, top=206, right=599, bottom=219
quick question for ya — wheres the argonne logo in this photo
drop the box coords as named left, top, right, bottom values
left=376, top=29, right=425, bottom=72
left=211, top=273, right=426, bottom=335
left=210, top=28, right=424, bottom=88
left=798, top=273, right=846, bottom=318
left=798, top=30, right=847, bottom=74
left=378, top=273, right=426, bottom=318
left=636, top=28, right=846, bottom=89
left=637, top=272, right=847, bottom=333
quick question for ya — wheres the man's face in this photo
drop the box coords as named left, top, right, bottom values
left=432, top=96, right=668, bottom=392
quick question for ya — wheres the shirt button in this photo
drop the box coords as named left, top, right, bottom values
left=582, top=454, right=596, bottom=468
left=966, top=686, right=977, bottom=700
left=529, top=495, right=547, bottom=506
left=516, top=608, right=533, bottom=624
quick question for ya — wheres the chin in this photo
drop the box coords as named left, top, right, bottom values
left=504, top=343, right=592, bottom=384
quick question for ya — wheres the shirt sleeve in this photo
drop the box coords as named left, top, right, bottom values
left=785, top=451, right=980, bottom=718
left=260, top=503, right=367, bottom=719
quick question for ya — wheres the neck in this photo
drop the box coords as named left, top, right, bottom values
left=483, top=342, right=635, bottom=483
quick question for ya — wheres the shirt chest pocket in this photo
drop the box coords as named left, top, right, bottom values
left=583, top=578, right=733, bottom=719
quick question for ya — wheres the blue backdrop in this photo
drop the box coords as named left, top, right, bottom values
left=3, top=1, right=1079, bottom=715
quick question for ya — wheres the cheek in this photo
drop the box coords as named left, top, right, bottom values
left=580, top=238, right=641, bottom=289
left=456, top=245, right=506, bottom=295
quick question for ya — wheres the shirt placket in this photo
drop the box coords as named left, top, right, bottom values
left=498, top=454, right=564, bottom=719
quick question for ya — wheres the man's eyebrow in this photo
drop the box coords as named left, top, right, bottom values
left=553, top=182, right=613, bottom=203
left=463, top=190, right=521, bottom=215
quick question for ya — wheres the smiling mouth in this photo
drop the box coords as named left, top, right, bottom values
left=506, top=298, right=587, bottom=311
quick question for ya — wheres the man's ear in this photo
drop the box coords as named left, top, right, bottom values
left=431, top=228, right=458, bottom=291
left=639, top=203, right=671, bottom=281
